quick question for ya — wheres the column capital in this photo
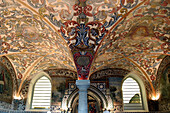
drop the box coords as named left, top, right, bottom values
left=76, top=80, right=90, bottom=91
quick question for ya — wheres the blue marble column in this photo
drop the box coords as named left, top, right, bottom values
left=76, top=80, right=90, bottom=113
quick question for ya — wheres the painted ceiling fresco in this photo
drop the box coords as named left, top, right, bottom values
left=0, top=0, right=169, bottom=97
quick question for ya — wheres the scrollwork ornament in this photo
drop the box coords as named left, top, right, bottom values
left=120, top=0, right=138, bottom=8
left=119, top=8, right=128, bottom=16
left=27, top=0, right=46, bottom=8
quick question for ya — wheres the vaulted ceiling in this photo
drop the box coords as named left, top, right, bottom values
left=0, top=0, right=169, bottom=97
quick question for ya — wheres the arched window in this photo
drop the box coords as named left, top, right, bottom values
left=31, top=76, right=51, bottom=109
left=122, top=77, right=143, bottom=110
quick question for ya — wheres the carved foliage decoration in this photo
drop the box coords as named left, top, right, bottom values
left=44, top=69, right=77, bottom=79
left=90, top=68, right=130, bottom=80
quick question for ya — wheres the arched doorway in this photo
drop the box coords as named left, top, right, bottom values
left=71, top=94, right=101, bottom=113
left=67, top=86, right=107, bottom=113
left=88, top=94, right=100, bottom=113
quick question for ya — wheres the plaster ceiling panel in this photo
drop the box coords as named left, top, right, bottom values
left=93, top=0, right=169, bottom=81
left=0, top=0, right=76, bottom=80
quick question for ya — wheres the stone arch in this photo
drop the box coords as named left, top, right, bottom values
left=156, top=55, right=170, bottom=111
left=122, top=71, right=149, bottom=112
left=66, top=85, right=108, bottom=112
left=26, top=71, right=51, bottom=111
left=0, top=56, right=17, bottom=103
left=156, top=55, right=170, bottom=92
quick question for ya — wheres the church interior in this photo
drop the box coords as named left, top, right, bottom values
left=0, top=0, right=169, bottom=113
